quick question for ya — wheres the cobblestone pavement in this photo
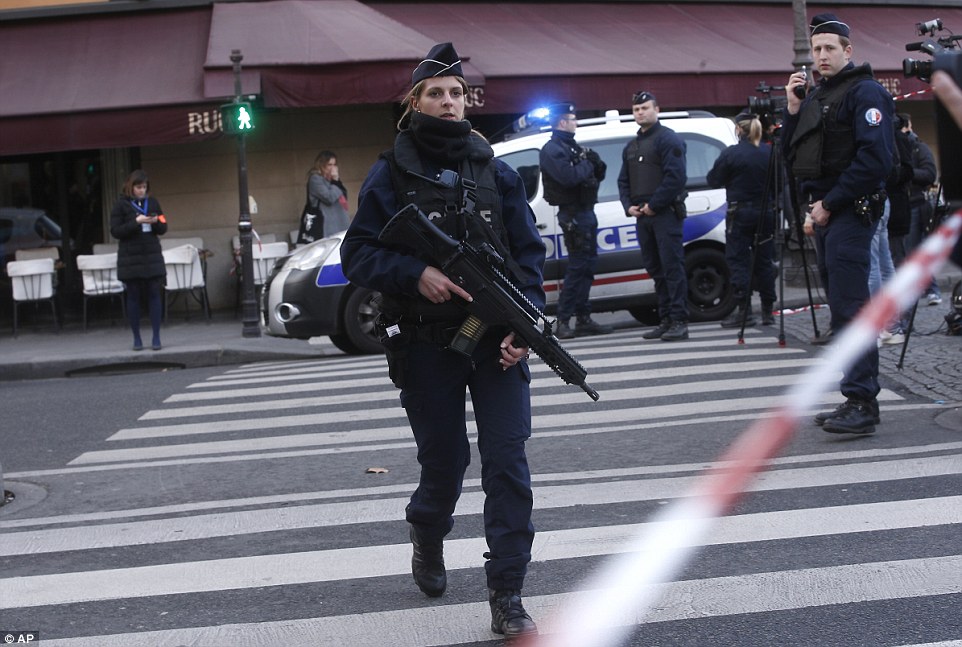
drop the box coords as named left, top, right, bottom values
left=777, top=282, right=961, bottom=405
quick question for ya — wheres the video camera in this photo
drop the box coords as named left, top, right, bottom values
left=746, top=82, right=788, bottom=130
left=903, top=18, right=962, bottom=204
left=903, top=19, right=962, bottom=82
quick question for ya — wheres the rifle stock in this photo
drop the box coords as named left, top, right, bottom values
left=379, top=204, right=600, bottom=401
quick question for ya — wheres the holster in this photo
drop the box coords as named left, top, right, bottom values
left=855, top=192, right=886, bottom=227
left=560, top=219, right=593, bottom=255
left=672, top=194, right=688, bottom=220
left=375, top=313, right=411, bottom=389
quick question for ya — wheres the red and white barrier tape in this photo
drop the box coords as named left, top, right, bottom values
left=894, top=88, right=932, bottom=101
left=525, top=212, right=962, bottom=647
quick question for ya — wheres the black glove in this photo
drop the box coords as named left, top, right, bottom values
left=585, top=149, right=607, bottom=181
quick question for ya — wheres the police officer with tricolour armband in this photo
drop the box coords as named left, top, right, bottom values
left=782, top=13, right=895, bottom=435
left=539, top=102, right=612, bottom=339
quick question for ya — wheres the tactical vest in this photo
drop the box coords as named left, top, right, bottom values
left=541, top=136, right=585, bottom=207
left=380, top=131, right=516, bottom=319
left=789, top=64, right=876, bottom=180
left=624, top=125, right=665, bottom=202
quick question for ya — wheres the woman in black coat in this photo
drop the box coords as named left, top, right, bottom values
left=110, top=169, right=167, bottom=350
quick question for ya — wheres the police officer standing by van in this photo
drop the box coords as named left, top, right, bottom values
left=618, top=91, right=689, bottom=341
left=783, top=14, right=895, bottom=435
left=539, top=103, right=612, bottom=339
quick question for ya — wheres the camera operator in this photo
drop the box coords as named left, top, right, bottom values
left=932, top=69, right=962, bottom=268
left=898, top=113, right=942, bottom=303
left=707, top=112, right=777, bottom=328
left=539, top=103, right=612, bottom=339
left=782, top=13, right=895, bottom=435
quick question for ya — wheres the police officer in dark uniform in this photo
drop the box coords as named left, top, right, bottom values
left=618, top=91, right=689, bottom=341
left=707, top=112, right=777, bottom=327
left=538, top=102, right=612, bottom=339
left=339, top=43, right=544, bottom=639
left=783, top=14, right=895, bottom=435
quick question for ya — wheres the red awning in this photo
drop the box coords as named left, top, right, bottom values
left=371, top=3, right=954, bottom=113
left=0, top=7, right=220, bottom=155
left=203, top=0, right=483, bottom=108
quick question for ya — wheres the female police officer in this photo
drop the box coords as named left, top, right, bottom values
left=707, top=112, right=777, bottom=327
left=340, top=43, right=545, bottom=639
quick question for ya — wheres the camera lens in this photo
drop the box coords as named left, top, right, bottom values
left=902, top=57, right=933, bottom=81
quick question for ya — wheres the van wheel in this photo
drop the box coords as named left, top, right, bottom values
left=686, top=247, right=733, bottom=322
left=340, top=287, right=384, bottom=355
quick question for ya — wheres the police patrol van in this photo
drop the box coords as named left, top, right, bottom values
left=262, top=109, right=738, bottom=354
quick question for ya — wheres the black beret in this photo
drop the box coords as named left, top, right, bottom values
left=547, top=102, right=576, bottom=118
left=810, top=13, right=850, bottom=38
left=632, top=90, right=657, bottom=106
left=412, top=42, right=463, bottom=84
left=734, top=111, right=755, bottom=123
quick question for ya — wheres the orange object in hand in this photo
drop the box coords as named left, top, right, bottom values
left=157, top=214, right=166, bottom=224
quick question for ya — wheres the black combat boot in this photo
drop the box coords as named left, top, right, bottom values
left=555, top=319, right=575, bottom=340
left=814, top=398, right=880, bottom=427
left=660, top=320, right=689, bottom=341
left=575, top=315, right=613, bottom=336
left=820, top=399, right=880, bottom=435
left=643, top=318, right=671, bottom=339
left=720, top=305, right=755, bottom=328
left=489, top=589, right=538, bottom=638
left=410, top=525, right=446, bottom=597
left=761, top=302, right=775, bottom=325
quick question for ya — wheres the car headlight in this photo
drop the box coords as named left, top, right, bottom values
left=284, top=237, right=340, bottom=272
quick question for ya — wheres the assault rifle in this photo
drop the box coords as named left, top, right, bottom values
left=378, top=204, right=600, bottom=401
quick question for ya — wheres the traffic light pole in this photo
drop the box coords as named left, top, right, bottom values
left=230, top=49, right=260, bottom=337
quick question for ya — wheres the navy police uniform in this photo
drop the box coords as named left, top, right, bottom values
left=340, top=115, right=545, bottom=595
left=539, top=115, right=607, bottom=334
left=617, top=119, right=688, bottom=325
left=783, top=46, right=894, bottom=425
left=707, top=136, right=777, bottom=323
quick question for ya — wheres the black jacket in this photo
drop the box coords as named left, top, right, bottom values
left=110, top=194, right=168, bottom=281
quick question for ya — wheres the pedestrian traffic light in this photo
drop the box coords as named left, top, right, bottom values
left=221, top=101, right=254, bottom=135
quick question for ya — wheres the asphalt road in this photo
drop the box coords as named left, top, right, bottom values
left=1, top=320, right=960, bottom=646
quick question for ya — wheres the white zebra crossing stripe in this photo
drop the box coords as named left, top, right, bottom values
left=30, top=555, right=962, bottom=646
left=163, top=358, right=822, bottom=403
left=141, top=373, right=816, bottom=420
left=7, top=441, right=960, bottom=530
left=4, top=497, right=960, bottom=608
left=4, top=458, right=959, bottom=557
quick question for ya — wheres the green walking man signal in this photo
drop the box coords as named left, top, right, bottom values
left=221, top=101, right=254, bottom=135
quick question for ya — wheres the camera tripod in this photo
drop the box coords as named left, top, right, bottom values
left=730, top=130, right=822, bottom=345
left=896, top=185, right=947, bottom=369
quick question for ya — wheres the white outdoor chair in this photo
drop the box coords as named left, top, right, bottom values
left=15, top=247, right=60, bottom=262
left=92, top=243, right=118, bottom=255
left=7, top=257, right=59, bottom=335
left=76, top=253, right=125, bottom=331
left=231, top=233, right=279, bottom=314
left=252, top=241, right=290, bottom=290
left=162, top=244, right=210, bottom=321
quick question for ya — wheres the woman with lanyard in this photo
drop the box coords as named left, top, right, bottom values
left=340, top=43, right=545, bottom=639
left=110, top=169, right=168, bottom=350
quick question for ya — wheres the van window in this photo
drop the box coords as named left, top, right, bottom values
left=592, top=134, right=726, bottom=202
left=498, top=149, right=541, bottom=203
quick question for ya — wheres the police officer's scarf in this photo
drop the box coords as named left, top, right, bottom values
left=408, top=112, right=493, bottom=163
